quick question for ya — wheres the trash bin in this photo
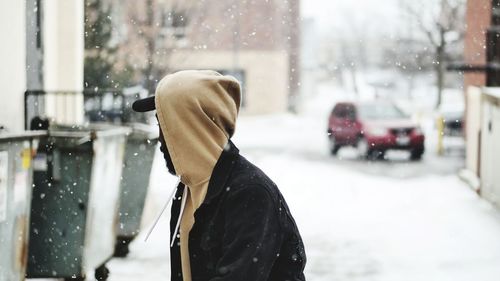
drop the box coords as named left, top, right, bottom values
left=114, top=123, right=158, bottom=257
left=0, top=131, right=45, bottom=281
left=26, top=124, right=130, bottom=281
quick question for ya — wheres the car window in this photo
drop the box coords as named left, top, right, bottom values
left=333, top=104, right=356, bottom=120
left=358, top=103, right=407, bottom=119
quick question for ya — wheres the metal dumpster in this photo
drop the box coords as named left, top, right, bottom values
left=0, top=131, right=45, bottom=281
left=26, top=124, right=129, bottom=280
left=114, top=123, right=158, bottom=257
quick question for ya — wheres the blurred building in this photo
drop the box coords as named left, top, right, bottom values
left=461, top=0, right=500, bottom=208
left=0, top=1, right=29, bottom=132
left=110, top=0, right=301, bottom=114
left=462, top=0, right=490, bottom=181
left=463, top=0, right=491, bottom=89
left=1, top=0, right=300, bottom=131
left=0, top=0, right=85, bottom=132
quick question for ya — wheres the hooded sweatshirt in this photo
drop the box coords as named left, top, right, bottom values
left=154, top=70, right=241, bottom=281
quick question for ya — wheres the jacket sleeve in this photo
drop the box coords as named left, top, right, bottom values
left=210, top=184, right=282, bottom=281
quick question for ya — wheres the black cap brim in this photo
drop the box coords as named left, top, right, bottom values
left=132, top=96, right=156, bottom=112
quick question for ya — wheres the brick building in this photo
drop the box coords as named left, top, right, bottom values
left=463, top=0, right=491, bottom=90
left=461, top=0, right=500, bottom=202
left=111, top=0, right=301, bottom=114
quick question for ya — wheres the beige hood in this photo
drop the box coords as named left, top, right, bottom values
left=155, top=70, right=241, bottom=187
left=154, top=70, right=241, bottom=281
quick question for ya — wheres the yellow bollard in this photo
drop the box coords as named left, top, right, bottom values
left=437, top=115, right=444, bottom=155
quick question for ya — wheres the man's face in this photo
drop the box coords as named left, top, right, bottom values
left=156, top=114, right=177, bottom=175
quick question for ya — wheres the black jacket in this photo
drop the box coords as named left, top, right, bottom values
left=169, top=141, right=306, bottom=281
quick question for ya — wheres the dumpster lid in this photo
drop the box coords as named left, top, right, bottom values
left=126, top=122, right=159, bottom=139
left=0, top=130, right=47, bottom=142
left=48, top=124, right=131, bottom=139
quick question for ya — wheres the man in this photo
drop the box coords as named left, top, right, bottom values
left=132, top=70, right=306, bottom=281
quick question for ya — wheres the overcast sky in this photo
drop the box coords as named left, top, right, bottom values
left=301, top=0, right=403, bottom=35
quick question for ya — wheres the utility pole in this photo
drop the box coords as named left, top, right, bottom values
left=232, top=0, right=240, bottom=72
left=486, top=0, right=500, bottom=86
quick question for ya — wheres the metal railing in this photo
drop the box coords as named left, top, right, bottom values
left=25, top=89, right=152, bottom=129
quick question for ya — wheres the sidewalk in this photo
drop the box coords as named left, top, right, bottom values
left=108, top=85, right=500, bottom=280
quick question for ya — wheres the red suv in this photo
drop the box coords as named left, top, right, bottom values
left=327, top=101, right=425, bottom=160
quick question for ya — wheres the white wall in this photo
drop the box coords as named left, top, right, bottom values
left=0, top=1, right=26, bottom=132
left=480, top=89, right=500, bottom=208
left=465, top=86, right=482, bottom=175
left=43, top=0, right=84, bottom=125
left=169, top=50, right=289, bottom=115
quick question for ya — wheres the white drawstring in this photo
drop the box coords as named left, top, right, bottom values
left=144, top=176, right=181, bottom=242
left=171, top=186, right=188, bottom=247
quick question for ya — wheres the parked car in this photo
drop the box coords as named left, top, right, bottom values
left=441, top=111, right=464, bottom=137
left=327, top=101, right=425, bottom=160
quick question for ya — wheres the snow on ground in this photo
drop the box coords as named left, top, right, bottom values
left=107, top=82, right=500, bottom=280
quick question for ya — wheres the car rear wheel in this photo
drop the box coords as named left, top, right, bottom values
left=329, top=136, right=341, bottom=155
left=410, top=148, right=424, bottom=161
left=370, top=150, right=385, bottom=160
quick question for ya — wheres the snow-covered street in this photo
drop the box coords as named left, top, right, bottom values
left=107, top=85, right=500, bottom=281
left=5, top=0, right=499, bottom=279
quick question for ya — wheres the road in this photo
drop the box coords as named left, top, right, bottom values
left=107, top=88, right=500, bottom=281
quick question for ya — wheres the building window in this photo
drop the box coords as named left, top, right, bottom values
left=161, top=10, right=188, bottom=40
left=217, top=69, right=246, bottom=108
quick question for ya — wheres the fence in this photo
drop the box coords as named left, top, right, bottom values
left=24, top=88, right=151, bottom=129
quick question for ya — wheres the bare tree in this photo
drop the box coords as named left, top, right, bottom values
left=402, top=0, right=466, bottom=108
left=126, top=0, right=197, bottom=94
left=322, top=15, right=372, bottom=96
